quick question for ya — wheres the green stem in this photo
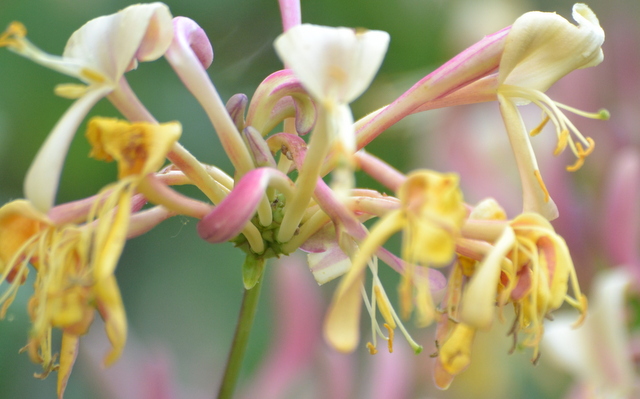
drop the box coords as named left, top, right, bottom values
left=217, top=265, right=264, bottom=399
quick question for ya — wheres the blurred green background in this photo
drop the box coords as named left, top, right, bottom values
left=1, top=0, right=638, bottom=398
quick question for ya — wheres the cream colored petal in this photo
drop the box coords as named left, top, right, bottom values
left=274, top=24, right=389, bottom=104
left=460, top=226, right=515, bottom=329
left=499, top=4, right=604, bottom=92
left=24, top=86, right=112, bottom=212
left=323, top=270, right=364, bottom=353
left=498, top=94, right=559, bottom=220
left=63, top=3, right=173, bottom=84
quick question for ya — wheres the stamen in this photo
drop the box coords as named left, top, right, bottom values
left=374, top=285, right=397, bottom=329
left=55, top=84, right=89, bottom=99
left=533, top=170, right=550, bottom=203
left=553, top=129, right=569, bottom=156
left=80, top=68, right=107, bottom=84
left=0, top=22, right=27, bottom=49
left=529, top=115, right=550, bottom=137
left=366, top=342, right=378, bottom=355
left=384, top=323, right=394, bottom=353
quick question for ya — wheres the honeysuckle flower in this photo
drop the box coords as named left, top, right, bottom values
left=0, top=200, right=126, bottom=398
left=0, top=3, right=174, bottom=212
left=324, top=170, right=465, bottom=354
left=544, top=269, right=637, bottom=398
left=273, top=24, right=390, bottom=243
left=496, top=3, right=606, bottom=220
left=458, top=211, right=587, bottom=362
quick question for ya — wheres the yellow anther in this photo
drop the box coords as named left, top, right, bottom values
left=374, top=285, right=397, bottom=329
left=529, top=115, right=550, bottom=137
left=566, top=157, right=584, bottom=172
left=579, top=137, right=595, bottom=157
left=366, top=342, right=378, bottom=355
left=0, top=21, right=27, bottom=49
left=566, top=138, right=594, bottom=172
left=384, top=323, right=395, bottom=353
left=553, top=129, right=569, bottom=156
left=55, top=84, right=89, bottom=99
left=533, top=170, right=550, bottom=203
left=80, top=68, right=107, bottom=84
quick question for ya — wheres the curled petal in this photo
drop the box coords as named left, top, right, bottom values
left=197, top=168, right=294, bottom=243
left=499, top=4, right=604, bottom=92
left=64, top=3, right=174, bottom=80
left=246, top=70, right=317, bottom=135
left=171, top=16, right=214, bottom=69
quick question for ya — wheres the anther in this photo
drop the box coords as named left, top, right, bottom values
left=533, top=170, right=550, bottom=203
left=553, top=129, right=569, bottom=156
left=529, top=115, right=550, bottom=137
left=366, top=342, right=378, bottom=355
left=0, top=22, right=27, bottom=49
left=384, top=323, right=395, bottom=353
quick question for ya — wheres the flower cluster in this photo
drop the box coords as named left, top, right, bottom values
left=0, top=1, right=606, bottom=397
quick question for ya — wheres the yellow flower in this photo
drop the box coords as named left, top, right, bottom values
left=459, top=212, right=587, bottom=361
left=323, top=170, right=466, bottom=353
left=0, top=118, right=179, bottom=398
left=0, top=200, right=125, bottom=398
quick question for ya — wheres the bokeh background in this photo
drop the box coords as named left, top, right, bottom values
left=1, top=0, right=638, bottom=398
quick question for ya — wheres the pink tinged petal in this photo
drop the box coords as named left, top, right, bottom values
left=226, top=93, right=248, bottom=132
left=197, top=168, right=294, bottom=243
left=355, top=26, right=509, bottom=150
left=245, top=70, right=316, bottom=135
left=63, top=3, right=174, bottom=81
left=48, top=193, right=147, bottom=225
left=126, top=206, right=174, bottom=239
left=498, top=94, right=559, bottom=220
left=308, top=243, right=352, bottom=285
left=171, top=17, right=214, bottom=69
left=242, top=126, right=277, bottom=168
left=24, top=85, right=112, bottom=212
left=603, top=148, right=640, bottom=273
left=278, top=0, right=301, bottom=32
left=165, top=18, right=254, bottom=175
left=240, top=255, right=322, bottom=399
left=355, top=151, right=406, bottom=192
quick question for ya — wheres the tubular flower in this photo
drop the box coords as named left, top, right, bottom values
left=324, top=170, right=466, bottom=354
left=497, top=3, right=607, bottom=220
left=0, top=3, right=173, bottom=212
left=273, top=24, right=390, bottom=243
left=0, top=200, right=126, bottom=398
left=458, top=211, right=586, bottom=363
